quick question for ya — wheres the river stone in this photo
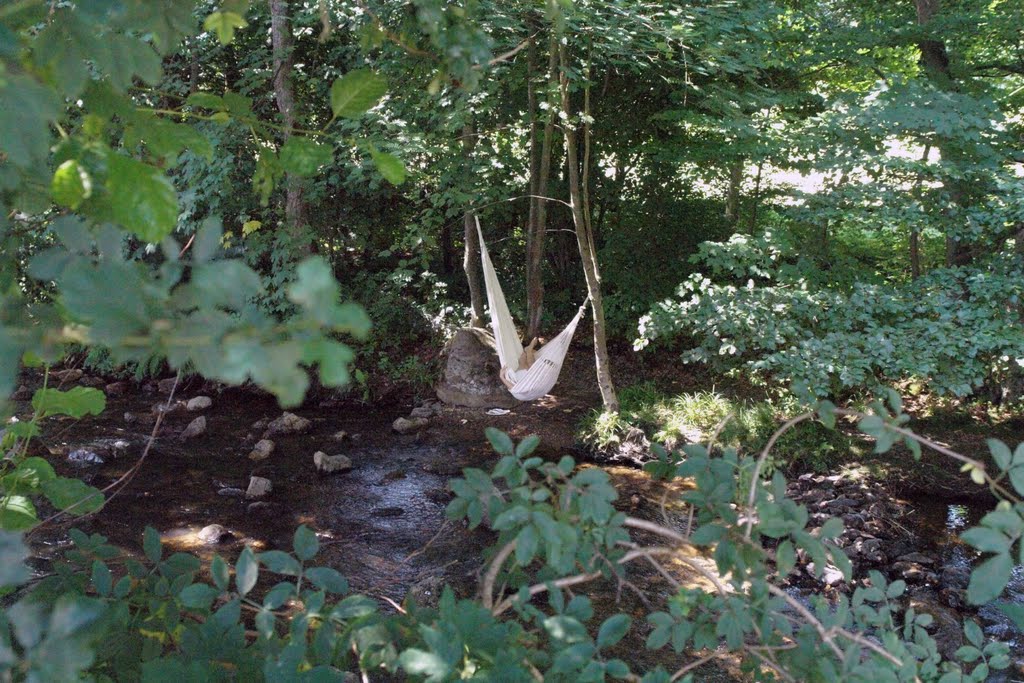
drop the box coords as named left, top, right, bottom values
left=197, top=524, right=233, bottom=545
left=180, top=416, right=207, bottom=439
left=265, top=412, right=311, bottom=436
left=248, top=439, right=275, bottom=461
left=393, top=416, right=428, bottom=434
left=53, top=368, right=83, bottom=383
left=68, top=449, right=104, bottom=466
left=246, top=476, right=272, bottom=499
left=187, top=396, right=213, bottom=411
left=435, top=327, right=520, bottom=409
left=218, top=487, right=246, bottom=498
left=314, top=451, right=352, bottom=474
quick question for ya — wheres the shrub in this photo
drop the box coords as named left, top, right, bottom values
left=5, top=404, right=1022, bottom=681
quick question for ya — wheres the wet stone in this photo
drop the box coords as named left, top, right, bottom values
left=180, top=416, right=207, bottom=440
left=246, top=476, right=272, bottom=499
left=264, top=412, right=311, bottom=436
left=313, top=451, right=352, bottom=474
left=897, top=552, right=935, bottom=565
left=197, top=524, right=233, bottom=545
left=186, top=396, right=213, bottom=411
left=218, top=487, right=246, bottom=498
left=248, top=439, right=275, bottom=461
left=392, top=416, right=428, bottom=434
left=67, top=449, right=104, bottom=466
left=892, top=561, right=926, bottom=582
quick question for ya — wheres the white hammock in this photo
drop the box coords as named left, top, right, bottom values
left=476, top=218, right=587, bottom=401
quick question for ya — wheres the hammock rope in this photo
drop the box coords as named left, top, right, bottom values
left=476, top=217, right=588, bottom=401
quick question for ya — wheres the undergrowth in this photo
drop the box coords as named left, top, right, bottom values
left=578, top=382, right=853, bottom=472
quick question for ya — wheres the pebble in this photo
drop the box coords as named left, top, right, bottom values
left=392, top=416, right=428, bottom=434
left=248, top=439, right=275, bottom=461
left=186, top=396, right=212, bottom=411
left=247, top=501, right=273, bottom=514
left=152, top=401, right=183, bottom=416
left=157, top=377, right=179, bottom=394
left=67, top=449, right=104, bottom=466
left=197, top=524, right=233, bottom=545
left=330, top=430, right=350, bottom=442
left=264, top=412, right=311, bottom=436
left=246, top=476, right=272, bottom=499
left=53, top=369, right=83, bottom=383
left=105, top=382, right=129, bottom=396
left=313, top=451, right=352, bottom=474
left=897, top=552, right=934, bottom=565
left=179, top=416, right=207, bottom=439
left=217, top=487, right=246, bottom=498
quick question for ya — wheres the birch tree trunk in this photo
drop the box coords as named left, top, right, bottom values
left=269, top=0, right=309, bottom=249
left=525, top=33, right=559, bottom=341
left=462, top=120, right=485, bottom=328
left=559, top=44, right=619, bottom=412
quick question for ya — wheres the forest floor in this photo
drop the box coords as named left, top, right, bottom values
left=11, top=344, right=1024, bottom=680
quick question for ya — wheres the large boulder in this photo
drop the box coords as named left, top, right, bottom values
left=436, top=327, right=520, bottom=409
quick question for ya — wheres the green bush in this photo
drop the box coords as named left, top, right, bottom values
left=4, top=410, right=1023, bottom=682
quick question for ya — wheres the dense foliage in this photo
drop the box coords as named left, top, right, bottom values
left=5, top=420, right=1024, bottom=682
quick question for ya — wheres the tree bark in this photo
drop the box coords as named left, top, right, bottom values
left=559, top=44, right=619, bottom=412
left=725, top=159, right=743, bottom=226
left=525, top=33, right=559, bottom=341
left=462, top=120, right=485, bottom=327
left=269, top=0, right=309, bottom=248
left=914, top=0, right=971, bottom=266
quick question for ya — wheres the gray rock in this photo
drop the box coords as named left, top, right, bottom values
left=393, top=416, right=428, bottom=434
left=896, top=552, right=935, bottom=565
left=217, top=487, right=246, bottom=498
left=53, top=368, right=83, bottom=383
left=435, top=327, right=521, bottom=409
left=186, top=396, right=213, bottom=411
left=248, top=439, right=275, bottom=461
left=152, top=401, right=183, bottom=416
left=68, top=449, right=104, bottom=466
left=410, top=405, right=434, bottom=419
left=197, top=524, right=233, bottom=545
left=893, top=561, right=926, bottom=582
left=246, top=476, right=272, bottom=499
left=314, top=451, right=352, bottom=474
left=330, top=430, right=350, bottom=442
left=157, top=377, right=179, bottom=394
left=264, top=412, right=311, bottom=436
left=105, top=381, right=129, bottom=396
left=251, top=418, right=269, bottom=431
left=910, top=594, right=963, bottom=659
left=180, top=416, right=207, bottom=439
left=940, top=565, right=970, bottom=590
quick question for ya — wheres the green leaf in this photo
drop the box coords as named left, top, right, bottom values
left=106, top=153, right=179, bottom=242
left=51, top=160, right=92, bottom=209
left=515, top=435, right=541, bottom=459
left=32, top=386, right=106, bottom=418
left=235, top=546, right=258, bottom=596
left=144, top=526, right=162, bottom=563
left=279, top=137, right=333, bottom=177
left=330, top=69, right=387, bottom=118
left=186, top=92, right=226, bottom=110
left=368, top=146, right=406, bottom=185
left=179, top=583, right=220, bottom=609
left=989, top=439, right=1013, bottom=471
left=203, top=11, right=248, bottom=45
left=258, top=550, right=301, bottom=576
left=91, top=560, right=112, bottom=596
left=211, top=555, right=229, bottom=591
left=484, top=428, right=514, bottom=456
left=961, top=526, right=1009, bottom=554
left=0, top=531, right=30, bottom=587
left=0, top=496, right=38, bottom=531
left=967, top=552, right=1012, bottom=605
left=3, top=457, right=56, bottom=494
left=776, top=539, right=796, bottom=577
left=293, top=525, right=319, bottom=561
left=41, top=478, right=104, bottom=515
left=597, top=614, right=631, bottom=649
left=964, top=619, right=984, bottom=648
left=304, top=567, right=348, bottom=594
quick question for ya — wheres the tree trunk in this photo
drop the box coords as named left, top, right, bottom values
left=462, top=121, right=485, bottom=327
left=725, top=159, right=743, bottom=225
left=525, top=33, right=559, bottom=341
left=269, top=0, right=309, bottom=248
left=910, top=144, right=931, bottom=279
left=914, top=0, right=972, bottom=267
left=559, top=44, right=618, bottom=412
left=748, top=160, right=764, bottom=233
